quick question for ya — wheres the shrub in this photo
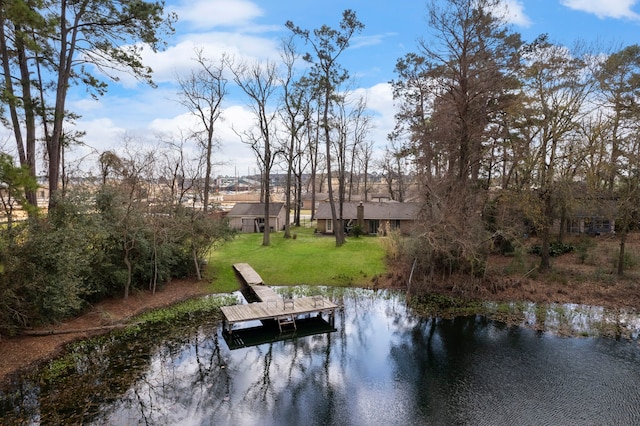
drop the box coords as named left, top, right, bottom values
left=612, top=249, right=639, bottom=270
left=503, top=247, right=527, bottom=275
left=493, top=233, right=515, bottom=255
left=528, top=241, right=574, bottom=257
left=350, top=224, right=364, bottom=238
left=575, top=237, right=595, bottom=264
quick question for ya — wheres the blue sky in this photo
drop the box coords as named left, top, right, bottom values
left=61, top=0, right=640, bottom=177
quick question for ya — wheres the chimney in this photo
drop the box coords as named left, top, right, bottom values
left=357, top=201, right=364, bottom=227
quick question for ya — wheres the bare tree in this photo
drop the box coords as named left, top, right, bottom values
left=278, top=38, right=310, bottom=237
left=380, top=135, right=411, bottom=202
left=346, top=95, right=371, bottom=201
left=287, top=9, right=364, bottom=247
left=177, top=49, right=227, bottom=212
left=519, top=36, right=593, bottom=271
left=155, top=130, right=199, bottom=210
left=357, top=139, right=375, bottom=201
left=228, top=58, right=280, bottom=246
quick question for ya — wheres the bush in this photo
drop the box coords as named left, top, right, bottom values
left=0, top=189, right=234, bottom=335
left=350, top=224, right=364, bottom=238
left=612, top=249, right=639, bottom=270
left=503, top=247, right=528, bottom=275
left=528, top=241, right=574, bottom=257
left=493, top=233, right=515, bottom=255
left=575, top=237, right=595, bottom=264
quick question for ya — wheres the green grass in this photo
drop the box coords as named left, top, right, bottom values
left=206, top=226, right=387, bottom=292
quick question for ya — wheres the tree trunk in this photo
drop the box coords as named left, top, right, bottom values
left=284, top=133, right=295, bottom=238
left=539, top=193, right=553, bottom=272
left=204, top=136, right=212, bottom=213
left=309, top=123, right=319, bottom=221
left=617, top=232, right=627, bottom=277
left=263, top=163, right=271, bottom=246
left=558, top=208, right=566, bottom=243
left=0, top=21, right=37, bottom=209
left=284, top=167, right=292, bottom=239
left=124, top=251, right=132, bottom=299
left=193, top=244, right=202, bottom=281
left=326, top=141, right=344, bottom=246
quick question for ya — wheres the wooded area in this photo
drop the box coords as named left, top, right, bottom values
left=390, top=0, right=640, bottom=284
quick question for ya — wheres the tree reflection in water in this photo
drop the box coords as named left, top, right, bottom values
left=2, top=289, right=640, bottom=425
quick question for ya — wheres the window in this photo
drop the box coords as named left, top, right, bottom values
left=326, top=218, right=333, bottom=233
left=369, top=220, right=379, bottom=235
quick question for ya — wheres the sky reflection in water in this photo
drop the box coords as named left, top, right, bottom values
left=2, top=288, right=640, bottom=425
left=101, top=289, right=640, bottom=426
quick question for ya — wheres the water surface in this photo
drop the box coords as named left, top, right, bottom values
left=2, top=288, right=640, bottom=425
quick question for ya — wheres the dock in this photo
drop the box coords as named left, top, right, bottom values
left=223, top=316, right=336, bottom=350
left=221, top=263, right=338, bottom=334
left=232, top=263, right=264, bottom=286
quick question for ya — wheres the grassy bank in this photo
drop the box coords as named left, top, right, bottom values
left=206, top=226, right=387, bottom=292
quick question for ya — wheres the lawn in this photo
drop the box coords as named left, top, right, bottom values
left=206, top=226, right=388, bottom=292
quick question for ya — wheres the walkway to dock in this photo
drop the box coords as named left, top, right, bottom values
left=233, top=263, right=264, bottom=286
left=222, top=263, right=338, bottom=333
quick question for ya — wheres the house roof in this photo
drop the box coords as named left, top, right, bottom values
left=315, top=202, right=420, bottom=220
left=226, top=202, right=285, bottom=217
left=572, top=199, right=617, bottom=218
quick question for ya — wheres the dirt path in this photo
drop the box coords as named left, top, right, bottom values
left=0, top=279, right=212, bottom=385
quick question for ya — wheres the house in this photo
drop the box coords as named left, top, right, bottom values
left=315, top=201, right=420, bottom=235
left=542, top=185, right=618, bottom=235
left=559, top=199, right=617, bottom=235
left=226, top=202, right=287, bottom=233
left=300, top=193, right=330, bottom=210
left=219, top=192, right=262, bottom=210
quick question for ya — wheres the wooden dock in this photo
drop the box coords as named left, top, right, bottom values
left=233, top=263, right=264, bottom=286
left=222, top=263, right=338, bottom=334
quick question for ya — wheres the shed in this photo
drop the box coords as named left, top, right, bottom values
left=227, top=202, right=287, bottom=233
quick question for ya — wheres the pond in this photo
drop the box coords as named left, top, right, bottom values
left=2, top=288, right=640, bottom=425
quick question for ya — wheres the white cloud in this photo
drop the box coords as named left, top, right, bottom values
left=108, top=31, right=281, bottom=89
left=350, top=33, right=397, bottom=50
left=169, top=0, right=264, bottom=30
left=486, top=0, right=532, bottom=27
left=146, top=103, right=258, bottom=176
left=501, top=0, right=532, bottom=27
left=352, top=83, right=396, bottom=157
left=561, top=0, right=640, bottom=20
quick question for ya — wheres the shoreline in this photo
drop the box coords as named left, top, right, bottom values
left=0, top=278, right=211, bottom=385
left=2, top=271, right=640, bottom=386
